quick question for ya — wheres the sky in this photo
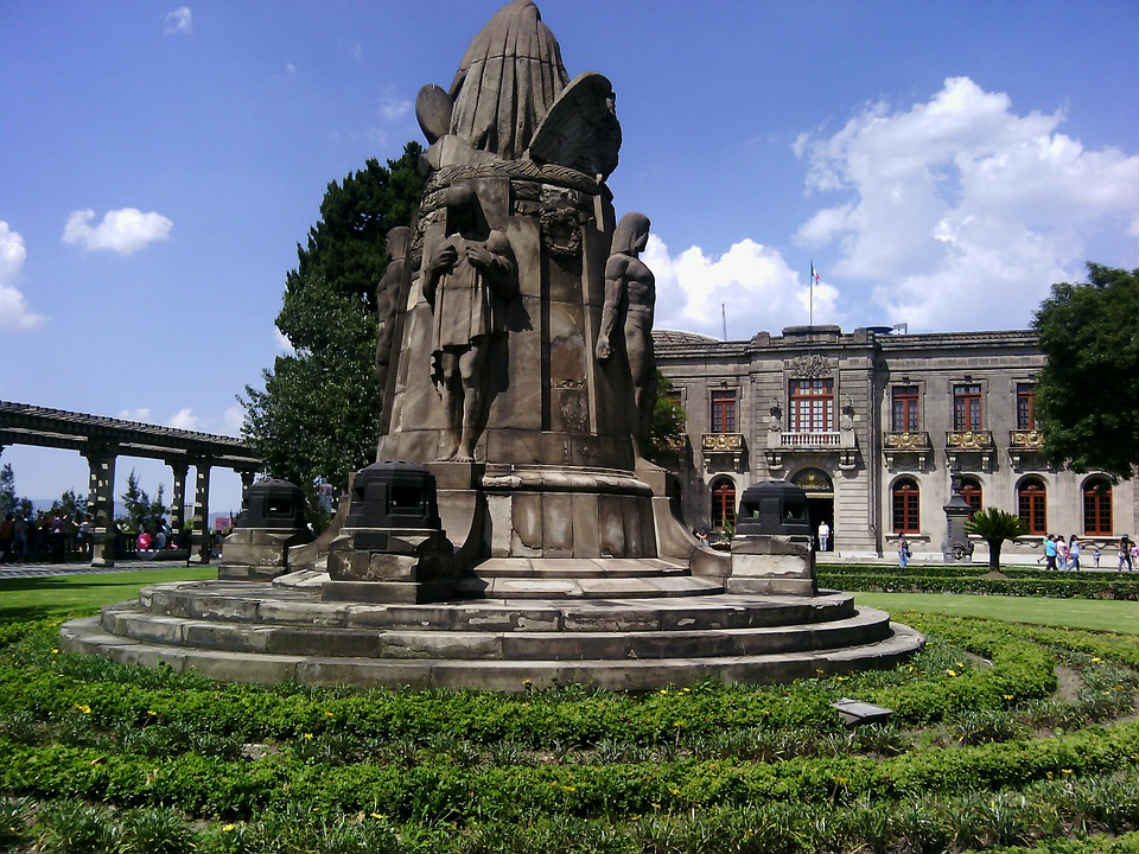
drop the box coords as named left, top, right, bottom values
left=2, top=0, right=1137, bottom=513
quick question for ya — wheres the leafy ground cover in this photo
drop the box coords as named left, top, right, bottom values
left=0, top=602, right=1135, bottom=852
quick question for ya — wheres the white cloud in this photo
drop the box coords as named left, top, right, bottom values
left=167, top=408, right=199, bottom=430
left=274, top=327, right=294, bottom=353
left=793, top=76, right=1138, bottom=331
left=62, top=208, right=173, bottom=254
left=163, top=6, right=192, bottom=36
left=222, top=404, right=245, bottom=436
left=379, top=95, right=411, bottom=121
left=645, top=233, right=841, bottom=340
left=117, top=408, right=152, bottom=422
left=285, top=62, right=296, bottom=76
left=0, top=221, right=44, bottom=330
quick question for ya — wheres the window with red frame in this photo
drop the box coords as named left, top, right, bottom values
left=710, top=390, right=736, bottom=433
left=892, top=385, right=919, bottom=432
left=1083, top=478, right=1112, bottom=536
left=1017, top=478, right=1047, bottom=535
left=1016, top=383, right=1037, bottom=430
left=960, top=477, right=982, bottom=518
left=710, top=479, right=736, bottom=530
left=953, top=383, right=983, bottom=432
left=892, top=478, right=920, bottom=533
left=789, top=378, right=834, bottom=432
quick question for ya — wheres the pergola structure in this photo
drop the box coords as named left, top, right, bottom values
left=0, top=400, right=262, bottom=565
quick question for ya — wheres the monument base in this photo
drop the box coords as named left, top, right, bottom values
left=218, top=528, right=310, bottom=580
left=727, top=534, right=817, bottom=596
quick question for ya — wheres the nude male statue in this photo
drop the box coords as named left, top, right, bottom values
left=375, top=226, right=410, bottom=401
left=596, top=212, right=656, bottom=457
left=424, top=186, right=517, bottom=461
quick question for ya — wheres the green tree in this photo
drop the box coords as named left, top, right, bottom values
left=1031, top=263, right=1138, bottom=480
left=966, top=508, right=1029, bottom=570
left=646, top=370, right=688, bottom=467
left=241, top=143, right=425, bottom=508
left=0, top=462, right=15, bottom=518
left=50, top=488, right=87, bottom=519
left=120, top=470, right=153, bottom=532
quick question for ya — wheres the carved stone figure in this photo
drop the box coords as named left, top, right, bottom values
left=424, top=185, right=517, bottom=461
left=596, top=212, right=656, bottom=456
left=375, top=226, right=410, bottom=399
left=445, top=0, right=569, bottom=162
left=528, top=72, right=622, bottom=182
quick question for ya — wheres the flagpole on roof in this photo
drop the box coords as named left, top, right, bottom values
left=809, top=261, right=814, bottom=327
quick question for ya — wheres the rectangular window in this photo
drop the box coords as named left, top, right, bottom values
left=892, top=484, right=920, bottom=533
left=789, top=379, right=834, bottom=432
left=710, top=390, right=736, bottom=433
left=1016, top=383, right=1037, bottom=430
left=892, top=386, right=920, bottom=432
left=953, top=383, right=983, bottom=432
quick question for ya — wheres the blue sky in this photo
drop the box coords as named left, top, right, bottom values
left=2, top=0, right=1136, bottom=513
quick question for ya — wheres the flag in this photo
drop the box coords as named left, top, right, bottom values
left=810, top=263, right=820, bottom=285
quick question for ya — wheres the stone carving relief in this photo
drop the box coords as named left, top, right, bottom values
left=596, top=212, right=656, bottom=457
left=423, top=185, right=518, bottom=461
left=375, top=226, right=410, bottom=403
left=785, top=354, right=830, bottom=377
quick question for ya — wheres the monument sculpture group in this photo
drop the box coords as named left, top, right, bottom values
left=62, top=0, right=922, bottom=690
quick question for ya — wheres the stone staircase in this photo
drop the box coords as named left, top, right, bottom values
left=61, top=564, right=923, bottom=691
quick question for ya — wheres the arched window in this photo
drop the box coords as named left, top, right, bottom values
left=1083, top=477, right=1113, bottom=536
left=710, top=478, right=736, bottom=531
left=960, top=477, right=982, bottom=518
left=1017, top=477, right=1047, bottom=535
left=892, top=478, right=920, bottom=533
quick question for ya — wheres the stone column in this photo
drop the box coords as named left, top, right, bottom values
left=168, top=461, right=189, bottom=546
left=83, top=443, right=118, bottom=567
left=189, top=459, right=212, bottom=564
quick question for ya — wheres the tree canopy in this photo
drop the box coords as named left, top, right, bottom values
left=1031, top=263, right=1138, bottom=480
left=241, top=143, right=425, bottom=505
left=645, top=370, right=688, bottom=467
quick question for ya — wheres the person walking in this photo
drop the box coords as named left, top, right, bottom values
left=1093, top=543, right=1102, bottom=569
left=897, top=535, right=910, bottom=568
left=1068, top=535, right=1080, bottom=572
left=818, top=520, right=830, bottom=552
left=1119, top=535, right=1133, bottom=571
left=1056, top=536, right=1069, bottom=571
left=1044, top=535, right=1057, bottom=571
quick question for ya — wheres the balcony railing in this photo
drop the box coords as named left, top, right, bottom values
left=945, top=430, right=994, bottom=450
left=884, top=431, right=931, bottom=451
left=701, top=432, right=744, bottom=452
left=781, top=431, right=842, bottom=448
left=1009, top=430, right=1045, bottom=449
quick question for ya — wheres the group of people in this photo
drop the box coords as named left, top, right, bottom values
left=0, top=511, right=93, bottom=563
left=1042, top=534, right=1135, bottom=572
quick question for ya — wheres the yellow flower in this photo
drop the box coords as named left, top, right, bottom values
left=222, top=824, right=237, bottom=832
left=659, top=689, right=668, bottom=695
left=835, top=675, right=847, bottom=681
left=682, top=687, right=690, bottom=693
left=562, top=785, right=576, bottom=792
left=1091, top=657, right=1103, bottom=663
left=325, top=711, right=334, bottom=718
left=674, top=720, right=683, bottom=727
left=51, top=649, right=60, bottom=655
left=815, top=668, right=825, bottom=675
left=1061, top=768, right=1073, bottom=775
left=669, top=787, right=680, bottom=795
left=369, top=813, right=384, bottom=819
left=1003, top=694, right=1014, bottom=700
left=945, top=669, right=957, bottom=677
left=74, top=704, right=92, bottom=714
left=147, top=710, right=157, bottom=716
left=303, top=733, right=314, bottom=740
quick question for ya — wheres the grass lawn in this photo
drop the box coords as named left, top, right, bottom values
left=856, top=591, right=1138, bottom=635
left=0, top=567, right=217, bottom=623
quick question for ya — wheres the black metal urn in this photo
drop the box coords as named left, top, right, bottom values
left=346, top=461, right=442, bottom=530
left=735, top=480, right=811, bottom=536
left=241, top=478, right=307, bottom=530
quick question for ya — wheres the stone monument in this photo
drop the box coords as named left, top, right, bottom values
left=62, top=0, right=923, bottom=689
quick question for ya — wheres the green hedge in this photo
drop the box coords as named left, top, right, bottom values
left=818, top=564, right=1137, bottom=583
left=819, top=572, right=1138, bottom=599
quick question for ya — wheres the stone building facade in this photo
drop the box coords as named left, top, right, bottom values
left=654, top=325, right=1139, bottom=562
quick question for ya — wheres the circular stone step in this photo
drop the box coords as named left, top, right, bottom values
left=134, top=581, right=858, bottom=633
left=471, top=558, right=690, bottom=578
left=98, top=604, right=891, bottom=661
left=60, top=616, right=925, bottom=692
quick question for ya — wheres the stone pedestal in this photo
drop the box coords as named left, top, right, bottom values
left=941, top=476, right=976, bottom=564
left=218, top=528, right=311, bottom=580
left=323, top=528, right=457, bottom=603
left=727, top=535, right=817, bottom=596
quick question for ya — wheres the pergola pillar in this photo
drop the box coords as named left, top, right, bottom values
left=240, top=470, right=256, bottom=515
left=189, top=459, right=212, bottom=564
left=168, top=461, right=189, bottom=545
left=83, top=443, right=118, bottom=567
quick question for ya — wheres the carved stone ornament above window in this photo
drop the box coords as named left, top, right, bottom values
left=784, top=354, right=830, bottom=377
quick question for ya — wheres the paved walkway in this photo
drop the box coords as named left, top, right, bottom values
left=0, top=561, right=213, bottom=580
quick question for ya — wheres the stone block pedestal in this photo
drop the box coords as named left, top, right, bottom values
left=727, top=534, right=817, bottom=596
left=323, top=528, right=457, bottom=603
left=218, top=528, right=311, bottom=581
